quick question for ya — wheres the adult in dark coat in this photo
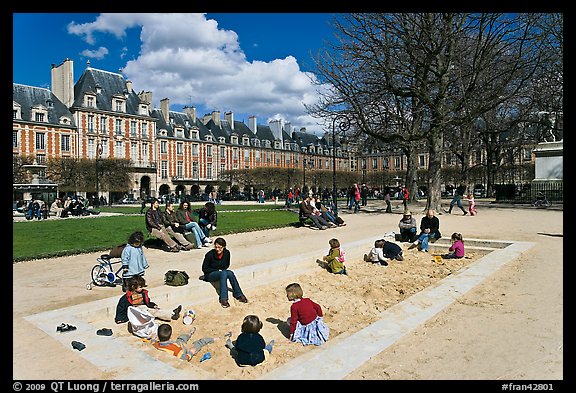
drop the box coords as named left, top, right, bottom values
left=410, top=209, right=442, bottom=252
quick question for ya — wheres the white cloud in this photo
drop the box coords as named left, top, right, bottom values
left=80, top=46, right=109, bottom=60
left=67, top=13, right=329, bottom=134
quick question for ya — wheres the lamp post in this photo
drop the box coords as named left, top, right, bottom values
left=332, top=114, right=350, bottom=217
left=95, top=142, right=103, bottom=207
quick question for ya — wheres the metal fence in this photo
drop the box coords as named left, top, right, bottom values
left=495, top=180, right=563, bottom=204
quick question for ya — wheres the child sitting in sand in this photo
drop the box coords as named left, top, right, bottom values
left=225, top=315, right=274, bottom=366
left=285, top=283, right=329, bottom=346
left=322, top=238, right=347, bottom=274
left=152, top=323, right=215, bottom=361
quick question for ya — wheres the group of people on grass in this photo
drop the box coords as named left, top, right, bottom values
left=145, top=199, right=218, bottom=252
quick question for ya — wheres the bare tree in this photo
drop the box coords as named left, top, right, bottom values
left=308, top=13, right=554, bottom=212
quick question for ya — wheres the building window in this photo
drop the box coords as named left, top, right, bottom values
left=220, top=146, right=226, bottom=159
left=207, top=163, right=213, bottom=179
left=142, top=122, right=147, bottom=138
left=419, top=155, right=425, bottom=167
left=192, top=143, right=199, bottom=156
left=244, top=148, right=249, bottom=160
left=160, top=140, right=167, bottom=154
left=131, top=142, right=138, bottom=160
left=192, top=130, right=199, bottom=139
left=142, top=143, right=148, bottom=164
left=192, top=162, right=199, bottom=179
left=115, top=100, right=124, bottom=112
left=394, top=157, right=401, bottom=169
left=161, top=161, right=168, bottom=179
left=13, top=109, right=18, bottom=119
left=206, top=145, right=212, bottom=157
left=177, top=161, right=183, bottom=178
left=13, top=131, right=18, bottom=148
left=233, top=147, right=238, bottom=159
left=220, top=163, right=225, bottom=174
left=130, top=121, right=137, bottom=137
left=35, top=113, right=45, bottom=122
left=115, top=141, right=124, bottom=158
left=35, top=154, right=46, bottom=164
left=35, top=133, right=46, bottom=150
left=87, top=96, right=95, bottom=108
left=87, top=115, right=94, bottom=132
left=522, top=148, right=532, bottom=161
left=255, top=150, right=260, bottom=162
left=115, top=119, right=122, bottom=135
left=372, top=158, right=378, bottom=169
left=383, top=158, right=389, bottom=169
left=177, top=142, right=183, bottom=155
left=100, top=116, right=107, bottom=133
left=61, top=135, right=70, bottom=152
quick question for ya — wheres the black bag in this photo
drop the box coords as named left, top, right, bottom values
left=335, top=216, right=345, bottom=225
left=164, top=270, right=189, bottom=286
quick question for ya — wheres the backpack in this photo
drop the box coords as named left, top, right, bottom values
left=164, top=270, right=189, bottom=286
left=337, top=248, right=346, bottom=263
left=109, top=244, right=127, bottom=259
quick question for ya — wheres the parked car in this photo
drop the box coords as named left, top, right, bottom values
left=121, top=197, right=138, bottom=204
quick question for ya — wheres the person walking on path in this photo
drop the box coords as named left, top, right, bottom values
left=446, top=185, right=468, bottom=215
left=466, top=192, right=478, bottom=216
left=401, top=185, right=410, bottom=210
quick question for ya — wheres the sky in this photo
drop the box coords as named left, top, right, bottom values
left=13, top=13, right=338, bottom=135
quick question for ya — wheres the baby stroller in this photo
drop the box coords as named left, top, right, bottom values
left=86, top=244, right=126, bottom=290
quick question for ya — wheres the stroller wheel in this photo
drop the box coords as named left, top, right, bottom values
left=86, top=283, right=92, bottom=290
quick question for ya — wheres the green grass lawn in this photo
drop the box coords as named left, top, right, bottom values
left=13, top=207, right=299, bottom=262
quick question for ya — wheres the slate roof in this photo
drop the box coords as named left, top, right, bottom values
left=72, top=67, right=143, bottom=115
left=13, top=83, right=75, bottom=127
left=150, top=108, right=210, bottom=139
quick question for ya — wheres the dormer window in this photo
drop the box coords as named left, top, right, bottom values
left=274, top=141, right=281, bottom=149
left=85, top=94, right=96, bottom=108
left=59, top=116, right=71, bottom=125
left=231, top=136, right=238, bottom=144
left=254, top=139, right=260, bottom=147
left=139, top=104, right=148, bottom=116
left=113, top=95, right=126, bottom=112
left=175, top=128, right=184, bottom=138
left=95, top=84, right=102, bottom=94
left=265, top=140, right=271, bottom=148
left=13, top=102, right=22, bottom=120
left=205, top=135, right=213, bottom=142
left=31, top=105, right=48, bottom=123
left=219, top=137, right=225, bottom=143
left=191, top=130, right=199, bottom=139
left=242, top=137, right=249, bottom=146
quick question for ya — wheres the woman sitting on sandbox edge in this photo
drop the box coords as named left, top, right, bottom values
left=201, top=237, right=248, bottom=308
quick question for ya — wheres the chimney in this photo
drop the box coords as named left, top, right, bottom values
left=126, top=80, right=133, bottom=93
left=211, top=111, right=221, bottom=126
left=202, top=114, right=212, bottom=125
left=138, top=91, right=152, bottom=105
left=248, top=116, right=257, bottom=133
left=225, top=111, right=234, bottom=130
left=183, top=106, right=197, bottom=121
left=51, top=58, right=74, bottom=108
left=284, top=122, right=292, bottom=133
left=160, top=98, right=170, bottom=123
left=269, top=119, right=283, bottom=142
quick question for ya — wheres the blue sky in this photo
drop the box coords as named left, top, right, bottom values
left=13, top=13, right=338, bottom=135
